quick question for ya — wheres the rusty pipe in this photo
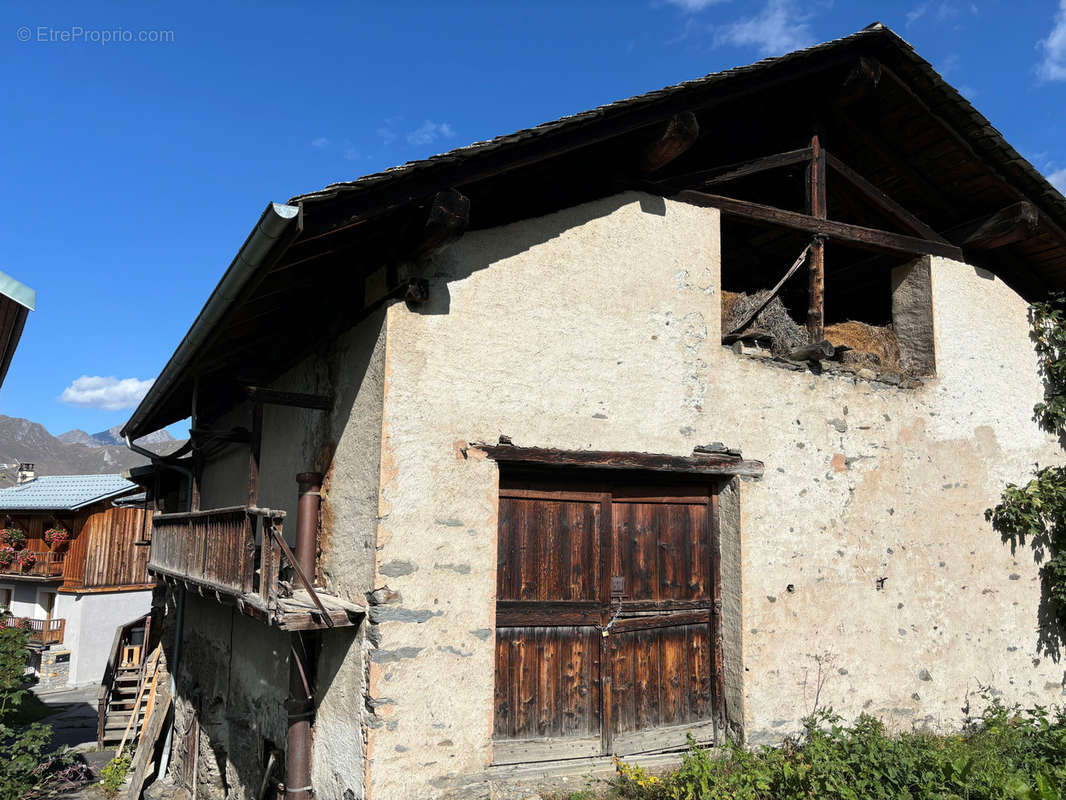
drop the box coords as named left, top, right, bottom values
left=295, top=472, right=322, bottom=582
left=286, top=639, right=313, bottom=800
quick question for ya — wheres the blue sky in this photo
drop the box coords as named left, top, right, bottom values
left=1, top=0, right=1065, bottom=439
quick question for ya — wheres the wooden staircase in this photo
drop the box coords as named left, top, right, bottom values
left=98, top=614, right=155, bottom=749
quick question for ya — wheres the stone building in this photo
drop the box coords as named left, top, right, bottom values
left=122, top=24, right=1066, bottom=800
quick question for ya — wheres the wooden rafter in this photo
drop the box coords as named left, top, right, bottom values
left=825, top=151, right=949, bottom=243
left=674, top=190, right=964, bottom=260
left=943, top=202, right=1040, bottom=251
left=648, top=147, right=811, bottom=192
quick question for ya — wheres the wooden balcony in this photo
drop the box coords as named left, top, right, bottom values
left=4, top=616, right=65, bottom=646
left=148, top=506, right=361, bottom=631
left=0, top=551, right=64, bottom=580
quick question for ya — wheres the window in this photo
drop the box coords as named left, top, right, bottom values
left=492, top=473, right=726, bottom=764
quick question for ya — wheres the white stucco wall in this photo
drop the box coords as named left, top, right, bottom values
left=363, top=191, right=1065, bottom=798
left=56, top=589, right=152, bottom=686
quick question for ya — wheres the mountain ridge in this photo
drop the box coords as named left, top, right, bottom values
left=0, top=415, right=185, bottom=488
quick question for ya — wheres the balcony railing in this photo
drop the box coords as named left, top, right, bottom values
left=3, top=616, right=65, bottom=645
left=148, top=505, right=285, bottom=601
left=0, top=551, right=64, bottom=579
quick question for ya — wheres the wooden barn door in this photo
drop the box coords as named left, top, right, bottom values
left=493, top=477, right=723, bottom=764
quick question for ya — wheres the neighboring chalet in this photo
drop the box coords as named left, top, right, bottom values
left=122, top=25, right=1066, bottom=800
left=0, top=269, right=35, bottom=390
left=0, top=471, right=153, bottom=688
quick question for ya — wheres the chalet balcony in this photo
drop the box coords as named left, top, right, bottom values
left=0, top=551, right=64, bottom=580
left=3, top=616, right=65, bottom=646
left=148, top=505, right=361, bottom=631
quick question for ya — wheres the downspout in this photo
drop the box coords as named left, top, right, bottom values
left=287, top=472, right=322, bottom=800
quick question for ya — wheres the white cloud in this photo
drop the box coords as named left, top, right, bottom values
left=907, top=2, right=973, bottom=27
left=311, top=137, right=330, bottom=148
left=714, top=0, right=814, bottom=57
left=1037, top=0, right=1066, bottom=82
left=1048, top=168, right=1066, bottom=195
left=663, top=0, right=730, bottom=11
left=59, top=376, right=153, bottom=411
left=406, top=121, right=456, bottom=147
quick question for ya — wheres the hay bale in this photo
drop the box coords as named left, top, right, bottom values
left=825, top=321, right=901, bottom=373
left=723, top=290, right=807, bottom=356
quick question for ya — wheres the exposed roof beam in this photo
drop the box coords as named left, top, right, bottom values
left=474, top=444, right=764, bottom=478
left=942, top=201, right=1041, bottom=251
left=824, top=151, right=949, bottom=243
left=639, top=112, right=700, bottom=174
left=674, top=190, right=964, bottom=260
left=648, top=147, right=811, bottom=193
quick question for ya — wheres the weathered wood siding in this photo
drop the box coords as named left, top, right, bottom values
left=77, top=505, right=152, bottom=589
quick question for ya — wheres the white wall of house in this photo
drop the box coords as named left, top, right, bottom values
left=55, top=589, right=152, bottom=686
left=5, top=580, right=57, bottom=619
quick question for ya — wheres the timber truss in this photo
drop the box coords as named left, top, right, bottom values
left=639, top=130, right=1043, bottom=344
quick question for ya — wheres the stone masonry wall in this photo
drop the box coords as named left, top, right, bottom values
left=366, top=191, right=1065, bottom=798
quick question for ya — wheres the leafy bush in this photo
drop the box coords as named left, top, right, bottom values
left=608, top=704, right=1066, bottom=800
left=99, top=751, right=132, bottom=796
left=0, top=613, right=71, bottom=800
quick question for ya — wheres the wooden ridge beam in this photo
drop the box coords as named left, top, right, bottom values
left=673, top=190, right=964, bottom=261
left=639, top=112, right=699, bottom=174
left=824, top=151, right=949, bottom=243
left=648, top=147, right=811, bottom=192
left=942, top=201, right=1040, bottom=251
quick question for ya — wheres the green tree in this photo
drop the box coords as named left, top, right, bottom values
left=0, top=613, right=63, bottom=800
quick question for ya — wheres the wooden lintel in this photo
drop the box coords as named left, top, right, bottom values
left=408, top=189, right=470, bottom=260
left=474, top=444, right=764, bottom=478
left=639, top=112, right=699, bottom=174
left=824, top=151, right=949, bottom=243
left=244, top=387, right=332, bottom=410
left=649, top=147, right=811, bottom=192
left=942, top=202, right=1040, bottom=251
left=838, top=56, right=882, bottom=107
left=673, top=190, right=964, bottom=261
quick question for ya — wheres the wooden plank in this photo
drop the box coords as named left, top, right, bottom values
left=480, top=445, right=762, bottom=477
left=491, top=735, right=602, bottom=765
left=825, top=151, right=949, bottom=243
left=248, top=400, right=263, bottom=507
left=942, top=201, right=1041, bottom=250
left=494, top=631, right=512, bottom=738
left=674, top=190, right=964, bottom=260
left=613, top=718, right=718, bottom=757
left=612, top=611, right=711, bottom=634
left=634, top=628, right=660, bottom=733
left=610, top=634, right=636, bottom=735
left=125, top=669, right=172, bottom=800
left=658, top=628, right=685, bottom=727
left=710, top=487, right=725, bottom=728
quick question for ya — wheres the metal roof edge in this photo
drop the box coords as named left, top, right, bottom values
left=0, top=270, right=36, bottom=311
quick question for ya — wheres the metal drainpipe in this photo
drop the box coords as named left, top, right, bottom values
left=295, top=473, right=323, bottom=579
left=287, top=471, right=322, bottom=800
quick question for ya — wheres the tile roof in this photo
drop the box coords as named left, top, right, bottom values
left=0, top=474, right=138, bottom=511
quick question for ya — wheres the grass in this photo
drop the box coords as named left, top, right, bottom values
left=552, top=701, right=1066, bottom=800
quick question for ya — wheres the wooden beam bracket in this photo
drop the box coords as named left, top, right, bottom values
left=639, top=112, right=700, bottom=174
left=244, top=387, right=332, bottom=411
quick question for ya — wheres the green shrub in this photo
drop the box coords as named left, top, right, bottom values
left=99, top=751, right=132, bottom=796
left=610, top=703, right=1066, bottom=800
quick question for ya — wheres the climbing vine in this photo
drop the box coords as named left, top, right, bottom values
left=986, top=293, right=1066, bottom=625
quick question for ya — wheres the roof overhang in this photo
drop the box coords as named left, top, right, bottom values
left=0, top=270, right=36, bottom=390
left=121, top=23, right=1066, bottom=438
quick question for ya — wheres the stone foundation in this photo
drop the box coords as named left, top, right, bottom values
left=37, top=647, right=71, bottom=690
